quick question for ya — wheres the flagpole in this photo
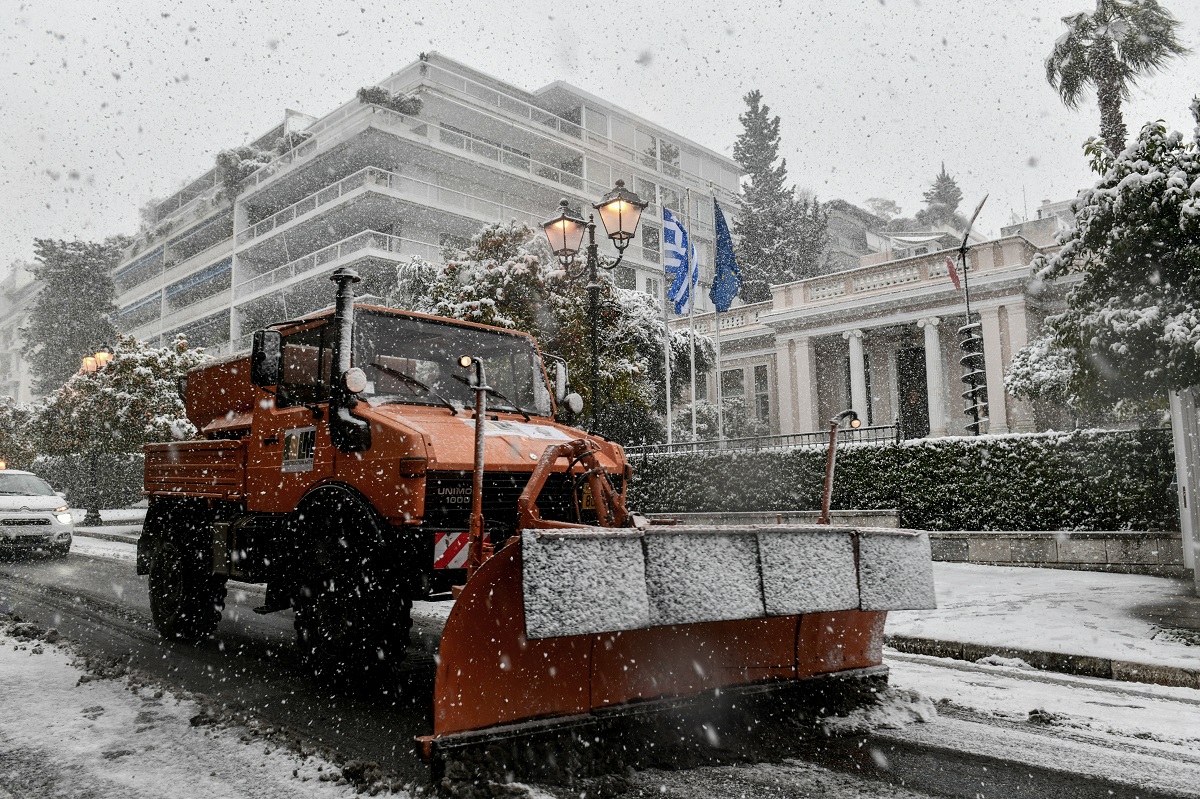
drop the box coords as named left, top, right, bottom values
left=715, top=305, right=723, bottom=441
left=687, top=189, right=697, bottom=442
left=663, top=261, right=673, bottom=447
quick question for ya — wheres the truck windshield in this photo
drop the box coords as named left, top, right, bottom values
left=354, top=311, right=553, bottom=417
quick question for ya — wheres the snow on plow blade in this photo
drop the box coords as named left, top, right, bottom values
left=419, top=525, right=935, bottom=783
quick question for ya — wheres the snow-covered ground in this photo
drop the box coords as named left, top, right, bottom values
left=888, top=562, right=1200, bottom=670
left=888, top=651, right=1200, bottom=758
left=0, top=623, right=384, bottom=798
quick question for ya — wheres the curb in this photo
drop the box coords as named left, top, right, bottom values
left=885, top=634, right=1200, bottom=690
left=74, top=530, right=140, bottom=545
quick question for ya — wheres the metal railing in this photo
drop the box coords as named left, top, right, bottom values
left=236, top=166, right=397, bottom=244
left=235, top=230, right=439, bottom=298
left=625, top=425, right=901, bottom=456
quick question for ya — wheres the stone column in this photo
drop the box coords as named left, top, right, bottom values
left=917, top=317, right=947, bottom=437
left=1005, top=303, right=1036, bottom=433
left=979, top=307, right=1008, bottom=434
left=795, top=337, right=821, bottom=432
left=843, top=329, right=868, bottom=421
left=775, top=337, right=797, bottom=435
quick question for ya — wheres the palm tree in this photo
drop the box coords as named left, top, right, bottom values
left=1046, top=0, right=1188, bottom=155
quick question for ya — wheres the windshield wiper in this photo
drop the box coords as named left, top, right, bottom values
left=452, top=374, right=533, bottom=421
left=370, top=362, right=460, bottom=415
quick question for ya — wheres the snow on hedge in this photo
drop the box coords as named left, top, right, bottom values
left=629, top=429, right=1176, bottom=531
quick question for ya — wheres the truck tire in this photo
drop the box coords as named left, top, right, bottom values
left=292, top=490, right=412, bottom=690
left=149, top=537, right=227, bottom=643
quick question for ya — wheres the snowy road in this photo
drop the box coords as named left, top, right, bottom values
left=1, top=540, right=1199, bottom=798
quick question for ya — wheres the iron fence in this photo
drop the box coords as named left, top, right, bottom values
left=624, top=425, right=901, bottom=456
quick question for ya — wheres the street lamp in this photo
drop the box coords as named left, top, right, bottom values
left=817, top=409, right=862, bottom=525
left=81, top=346, right=114, bottom=374
left=541, top=180, right=648, bottom=428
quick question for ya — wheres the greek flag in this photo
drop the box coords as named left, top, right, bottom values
left=663, top=206, right=697, bottom=315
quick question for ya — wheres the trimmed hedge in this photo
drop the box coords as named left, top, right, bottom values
left=628, top=429, right=1177, bottom=532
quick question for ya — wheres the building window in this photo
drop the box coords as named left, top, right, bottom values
left=644, top=275, right=660, bottom=300
left=660, top=185, right=682, bottom=215
left=636, top=130, right=658, bottom=169
left=635, top=176, right=657, bottom=208
left=660, top=140, right=681, bottom=178
left=722, top=369, right=744, bottom=400
left=641, top=225, right=660, bottom=263
left=754, top=364, right=770, bottom=422
left=614, top=266, right=636, bottom=291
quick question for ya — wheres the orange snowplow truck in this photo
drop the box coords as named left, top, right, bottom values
left=139, top=267, right=936, bottom=783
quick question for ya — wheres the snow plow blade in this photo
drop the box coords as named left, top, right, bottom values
left=418, top=524, right=935, bottom=784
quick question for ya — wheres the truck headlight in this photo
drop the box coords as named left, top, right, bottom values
left=55, top=513, right=73, bottom=525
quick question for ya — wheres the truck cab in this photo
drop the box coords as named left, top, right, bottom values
left=138, top=268, right=627, bottom=685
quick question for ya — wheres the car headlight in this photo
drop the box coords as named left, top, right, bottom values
left=55, top=505, right=69, bottom=513
left=55, top=513, right=73, bottom=525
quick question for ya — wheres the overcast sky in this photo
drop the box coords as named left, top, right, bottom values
left=2, top=0, right=1198, bottom=268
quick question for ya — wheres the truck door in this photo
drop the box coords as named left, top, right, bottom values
left=246, top=322, right=336, bottom=512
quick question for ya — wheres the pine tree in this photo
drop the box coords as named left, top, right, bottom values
left=22, top=238, right=123, bottom=396
left=733, top=91, right=827, bottom=300
left=915, top=164, right=967, bottom=229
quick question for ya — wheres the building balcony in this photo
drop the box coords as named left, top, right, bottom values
left=234, top=230, right=437, bottom=304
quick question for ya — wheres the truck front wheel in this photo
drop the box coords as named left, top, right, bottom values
left=149, top=538, right=227, bottom=642
left=292, top=490, right=412, bottom=690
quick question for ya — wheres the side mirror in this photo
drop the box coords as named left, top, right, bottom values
left=563, top=392, right=584, bottom=415
left=554, top=362, right=568, bottom=401
left=251, top=330, right=282, bottom=386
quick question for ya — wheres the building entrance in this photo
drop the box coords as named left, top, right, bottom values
left=897, top=348, right=930, bottom=439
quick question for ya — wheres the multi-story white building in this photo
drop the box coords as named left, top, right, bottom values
left=111, top=53, right=744, bottom=354
left=0, top=261, right=41, bottom=404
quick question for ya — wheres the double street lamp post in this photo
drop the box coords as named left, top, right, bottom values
left=542, top=180, right=648, bottom=428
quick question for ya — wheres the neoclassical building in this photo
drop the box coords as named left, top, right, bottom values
left=690, top=209, right=1071, bottom=439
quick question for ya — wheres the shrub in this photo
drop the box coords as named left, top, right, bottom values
left=628, top=429, right=1176, bottom=531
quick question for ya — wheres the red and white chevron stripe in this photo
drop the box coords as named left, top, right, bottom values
left=433, top=531, right=470, bottom=569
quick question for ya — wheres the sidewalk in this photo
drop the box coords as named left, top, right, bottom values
left=888, top=562, right=1200, bottom=689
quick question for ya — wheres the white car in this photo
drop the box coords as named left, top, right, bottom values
left=0, top=470, right=74, bottom=558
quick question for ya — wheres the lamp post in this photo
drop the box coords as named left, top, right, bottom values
left=542, top=180, right=648, bottom=429
left=79, top=345, right=114, bottom=525
left=817, top=409, right=862, bottom=525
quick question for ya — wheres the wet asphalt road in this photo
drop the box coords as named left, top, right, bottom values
left=2, top=543, right=1199, bottom=798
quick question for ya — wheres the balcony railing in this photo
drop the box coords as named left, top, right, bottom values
left=237, top=167, right=397, bottom=244
left=420, top=64, right=741, bottom=198
left=235, top=231, right=440, bottom=298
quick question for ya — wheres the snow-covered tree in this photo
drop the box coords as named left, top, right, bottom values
left=865, top=197, right=902, bottom=222
left=1046, top=0, right=1188, bottom=155
left=0, top=399, right=37, bottom=471
left=914, top=163, right=967, bottom=229
left=733, top=91, right=829, bottom=300
left=1009, top=99, right=1200, bottom=411
left=21, top=238, right=122, bottom=396
left=410, top=221, right=711, bottom=443
left=672, top=396, right=768, bottom=442
left=33, top=335, right=208, bottom=522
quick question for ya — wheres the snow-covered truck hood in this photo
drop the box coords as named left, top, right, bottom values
left=361, top=404, right=624, bottom=473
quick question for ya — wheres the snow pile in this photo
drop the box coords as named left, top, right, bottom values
left=976, top=654, right=1034, bottom=669
left=758, top=527, right=859, bottom=614
left=821, top=687, right=937, bottom=736
left=521, top=529, right=650, bottom=639
left=857, top=529, right=937, bottom=611
left=644, top=529, right=765, bottom=626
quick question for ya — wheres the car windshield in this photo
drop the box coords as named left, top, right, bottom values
left=354, top=311, right=552, bottom=417
left=0, top=473, right=56, bottom=497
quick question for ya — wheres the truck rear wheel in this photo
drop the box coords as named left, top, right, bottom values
left=149, top=538, right=227, bottom=642
left=292, top=490, right=412, bottom=690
